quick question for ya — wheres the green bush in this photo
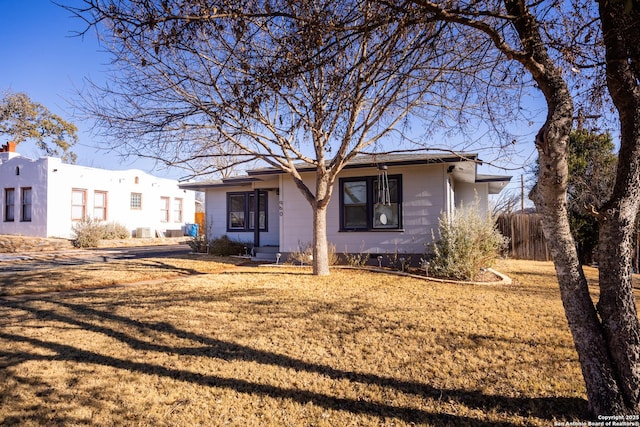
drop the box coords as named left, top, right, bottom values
left=71, top=218, right=130, bottom=248
left=427, top=202, right=508, bottom=281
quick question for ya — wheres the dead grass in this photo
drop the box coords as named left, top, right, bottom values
left=0, top=255, right=244, bottom=296
left=1, top=257, right=638, bottom=426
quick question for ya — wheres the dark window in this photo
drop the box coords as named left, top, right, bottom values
left=227, top=191, right=267, bottom=232
left=21, top=187, right=32, bottom=222
left=4, top=188, right=15, bottom=222
left=339, top=175, right=402, bottom=231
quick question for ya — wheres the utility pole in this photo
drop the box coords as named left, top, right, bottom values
left=521, top=175, right=525, bottom=212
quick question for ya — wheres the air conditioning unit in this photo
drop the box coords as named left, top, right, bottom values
left=136, top=227, right=152, bottom=238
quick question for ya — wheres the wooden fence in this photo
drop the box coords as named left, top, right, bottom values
left=497, top=213, right=552, bottom=261
left=497, top=213, right=640, bottom=270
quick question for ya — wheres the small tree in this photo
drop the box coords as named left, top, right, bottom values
left=428, top=202, right=507, bottom=281
left=566, top=130, right=617, bottom=264
left=0, top=91, right=78, bottom=163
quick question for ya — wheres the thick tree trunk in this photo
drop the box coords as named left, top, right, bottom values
left=312, top=204, right=330, bottom=276
left=501, top=0, right=629, bottom=414
left=288, top=169, right=332, bottom=276
left=531, top=117, right=628, bottom=415
left=596, top=0, right=640, bottom=412
left=312, top=171, right=332, bottom=276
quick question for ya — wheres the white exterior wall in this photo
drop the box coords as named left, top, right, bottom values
left=279, top=174, right=314, bottom=252
left=198, top=161, right=495, bottom=256
left=1, top=154, right=195, bottom=238
left=280, top=163, right=449, bottom=255
left=454, top=182, right=489, bottom=215
left=0, top=154, right=50, bottom=237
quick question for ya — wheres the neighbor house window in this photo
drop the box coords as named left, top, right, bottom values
left=94, top=191, right=107, bottom=221
left=160, top=197, right=170, bottom=222
left=4, top=188, right=15, bottom=222
left=20, top=188, right=32, bottom=222
left=173, top=198, right=183, bottom=223
left=71, top=189, right=86, bottom=220
left=227, top=191, right=267, bottom=232
left=339, top=175, right=402, bottom=231
left=130, top=192, right=142, bottom=209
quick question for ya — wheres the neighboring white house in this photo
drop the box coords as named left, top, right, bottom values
left=0, top=142, right=195, bottom=239
left=179, top=153, right=511, bottom=262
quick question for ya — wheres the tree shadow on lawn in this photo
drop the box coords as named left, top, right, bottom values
left=0, top=296, right=588, bottom=425
left=0, top=259, right=216, bottom=297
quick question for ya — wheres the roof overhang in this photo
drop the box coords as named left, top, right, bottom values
left=475, top=174, right=513, bottom=194
left=178, top=153, right=512, bottom=193
left=179, top=177, right=263, bottom=191
left=246, top=153, right=480, bottom=176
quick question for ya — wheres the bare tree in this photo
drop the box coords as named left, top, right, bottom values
left=70, top=0, right=478, bottom=275
left=400, top=0, right=640, bottom=416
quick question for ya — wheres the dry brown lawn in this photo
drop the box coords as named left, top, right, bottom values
left=1, top=256, right=638, bottom=426
left=0, top=254, right=245, bottom=296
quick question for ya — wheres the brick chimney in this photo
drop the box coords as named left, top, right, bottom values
left=0, top=141, right=19, bottom=162
left=1, top=142, right=17, bottom=152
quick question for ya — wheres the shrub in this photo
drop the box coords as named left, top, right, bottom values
left=72, top=218, right=131, bottom=248
left=328, top=243, right=339, bottom=266
left=344, top=242, right=369, bottom=267
left=288, top=242, right=339, bottom=266
left=427, top=202, right=508, bottom=281
left=101, top=222, right=131, bottom=239
left=187, top=234, right=209, bottom=253
left=208, top=235, right=249, bottom=256
left=71, top=217, right=104, bottom=248
left=288, top=242, right=313, bottom=265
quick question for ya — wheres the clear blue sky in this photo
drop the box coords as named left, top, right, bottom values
left=0, top=0, right=535, bottom=199
left=0, top=0, right=184, bottom=179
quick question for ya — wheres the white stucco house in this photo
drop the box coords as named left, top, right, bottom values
left=0, top=142, right=195, bottom=239
left=179, top=153, right=511, bottom=262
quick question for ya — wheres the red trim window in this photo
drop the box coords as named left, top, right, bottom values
left=94, top=191, right=108, bottom=221
left=160, top=197, right=170, bottom=222
left=71, top=189, right=87, bottom=221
